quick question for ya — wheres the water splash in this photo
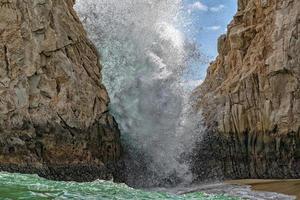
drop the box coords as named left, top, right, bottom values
left=75, top=0, right=204, bottom=187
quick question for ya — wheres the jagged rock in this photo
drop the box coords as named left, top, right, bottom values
left=192, top=0, right=300, bottom=181
left=0, top=0, right=121, bottom=181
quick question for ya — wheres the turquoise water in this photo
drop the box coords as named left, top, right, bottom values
left=0, top=172, right=238, bottom=200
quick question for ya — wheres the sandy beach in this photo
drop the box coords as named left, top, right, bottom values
left=227, top=180, right=300, bottom=199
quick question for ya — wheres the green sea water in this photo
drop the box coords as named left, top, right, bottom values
left=0, top=172, right=238, bottom=200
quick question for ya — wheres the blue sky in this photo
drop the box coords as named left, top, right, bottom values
left=182, top=0, right=237, bottom=86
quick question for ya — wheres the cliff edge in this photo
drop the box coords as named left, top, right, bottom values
left=193, top=0, right=300, bottom=181
left=0, top=0, right=121, bottom=181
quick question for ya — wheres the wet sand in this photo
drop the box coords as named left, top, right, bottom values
left=226, top=179, right=300, bottom=199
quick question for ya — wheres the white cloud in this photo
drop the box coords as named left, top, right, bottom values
left=188, top=1, right=208, bottom=13
left=206, top=26, right=221, bottom=31
left=209, top=4, right=225, bottom=12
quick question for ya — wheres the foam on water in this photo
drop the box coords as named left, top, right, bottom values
left=0, top=172, right=294, bottom=200
left=0, top=172, right=237, bottom=200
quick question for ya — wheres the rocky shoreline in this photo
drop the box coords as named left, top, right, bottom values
left=0, top=0, right=299, bottom=188
left=192, top=129, right=300, bottom=182
left=193, top=0, right=300, bottom=181
left=0, top=0, right=122, bottom=181
left=0, top=163, right=119, bottom=182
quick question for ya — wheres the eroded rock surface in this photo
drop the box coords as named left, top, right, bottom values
left=0, top=0, right=121, bottom=181
left=193, top=0, right=300, bottom=181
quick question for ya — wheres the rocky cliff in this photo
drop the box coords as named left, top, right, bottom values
left=193, top=0, right=300, bottom=181
left=0, top=0, right=121, bottom=181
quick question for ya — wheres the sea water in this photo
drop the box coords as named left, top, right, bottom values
left=0, top=172, right=237, bottom=200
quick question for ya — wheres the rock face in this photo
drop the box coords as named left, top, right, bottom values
left=0, top=0, right=121, bottom=181
left=193, top=0, right=300, bottom=181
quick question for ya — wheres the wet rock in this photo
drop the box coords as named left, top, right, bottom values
left=0, top=0, right=121, bottom=181
left=193, top=0, right=300, bottom=181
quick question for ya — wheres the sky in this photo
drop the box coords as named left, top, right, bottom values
left=182, top=0, right=237, bottom=87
